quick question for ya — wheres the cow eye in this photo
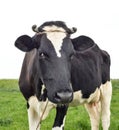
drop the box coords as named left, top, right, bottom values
left=40, top=53, right=45, bottom=57
left=39, top=52, right=49, bottom=59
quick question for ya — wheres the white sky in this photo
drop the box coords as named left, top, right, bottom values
left=0, top=0, right=119, bottom=79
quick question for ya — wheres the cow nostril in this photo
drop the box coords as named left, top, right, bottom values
left=54, top=91, right=73, bottom=104
left=54, top=92, right=62, bottom=102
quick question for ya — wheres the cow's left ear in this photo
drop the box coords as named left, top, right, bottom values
left=15, top=35, right=36, bottom=52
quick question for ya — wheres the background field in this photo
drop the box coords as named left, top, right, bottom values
left=0, top=79, right=119, bottom=130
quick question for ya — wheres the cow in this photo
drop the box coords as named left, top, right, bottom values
left=15, top=21, right=112, bottom=130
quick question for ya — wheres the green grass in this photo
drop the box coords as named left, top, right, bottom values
left=0, top=79, right=119, bottom=130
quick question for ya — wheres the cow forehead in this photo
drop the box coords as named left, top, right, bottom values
left=43, top=25, right=67, bottom=57
left=46, top=32, right=66, bottom=57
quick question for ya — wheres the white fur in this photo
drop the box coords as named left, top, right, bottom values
left=43, top=25, right=66, bottom=57
left=85, top=102, right=101, bottom=130
left=28, top=96, right=40, bottom=130
left=28, top=96, right=56, bottom=130
left=70, top=87, right=100, bottom=106
left=84, top=81, right=112, bottom=130
left=100, top=81, right=112, bottom=130
left=43, top=25, right=66, bottom=33
left=41, top=85, right=45, bottom=94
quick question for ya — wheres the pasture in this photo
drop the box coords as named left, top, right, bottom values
left=0, top=79, right=119, bottom=130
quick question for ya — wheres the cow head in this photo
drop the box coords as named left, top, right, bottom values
left=15, top=21, right=77, bottom=104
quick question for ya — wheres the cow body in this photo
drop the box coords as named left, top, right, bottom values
left=15, top=21, right=112, bottom=130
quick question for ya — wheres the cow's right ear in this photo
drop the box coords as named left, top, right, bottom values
left=15, top=35, right=36, bottom=52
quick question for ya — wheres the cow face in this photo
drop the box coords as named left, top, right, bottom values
left=15, top=21, right=77, bottom=104
left=37, top=33, right=74, bottom=104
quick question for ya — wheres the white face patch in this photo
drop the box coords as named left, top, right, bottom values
left=43, top=25, right=66, bottom=57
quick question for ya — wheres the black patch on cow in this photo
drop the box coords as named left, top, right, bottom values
left=53, top=105, right=68, bottom=128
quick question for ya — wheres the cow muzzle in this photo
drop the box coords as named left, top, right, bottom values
left=54, top=90, right=73, bottom=104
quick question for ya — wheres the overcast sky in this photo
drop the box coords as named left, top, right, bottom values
left=0, top=0, right=119, bottom=79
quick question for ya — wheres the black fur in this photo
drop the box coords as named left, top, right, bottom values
left=53, top=105, right=68, bottom=128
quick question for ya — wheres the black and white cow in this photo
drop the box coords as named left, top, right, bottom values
left=15, top=21, right=112, bottom=130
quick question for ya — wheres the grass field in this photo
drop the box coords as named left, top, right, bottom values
left=0, top=79, right=119, bottom=130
